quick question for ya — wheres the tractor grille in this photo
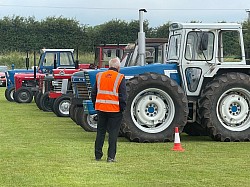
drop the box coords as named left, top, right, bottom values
left=84, top=71, right=93, bottom=99
left=71, top=71, right=92, bottom=99
left=52, top=80, right=62, bottom=92
left=75, top=83, right=89, bottom=99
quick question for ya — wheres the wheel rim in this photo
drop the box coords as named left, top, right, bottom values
left=59, top=100, right=71, bottom=115
left=131, top=88, right=175, bottom=133
left=217, top=88, right=250, bottom=131
left=86, top=114, right=97, bottom=129
left=18, top=90, right=30, bottom=102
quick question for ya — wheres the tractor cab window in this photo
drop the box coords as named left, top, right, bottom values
left=167, top=34, right=181, bottom=61
left=94, top=47, right=125, bottom=68
left=185, top=31, right=214, bottom=61
left=218, top=30, right=242, bottom=62
left=60, top=52, right=74, bottom=66
left=43, top=52, right=56, bottom=66
left=102, top=48, right=124, bottom=67
left=145, top=45, right=165, bottom=64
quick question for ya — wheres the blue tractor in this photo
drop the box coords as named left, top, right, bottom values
left=76, top=20, right=250, bottom=142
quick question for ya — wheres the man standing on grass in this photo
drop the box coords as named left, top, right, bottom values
left=91, top=57, right=127, bottom=163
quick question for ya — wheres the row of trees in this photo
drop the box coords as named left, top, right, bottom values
left=0, top=15, right=249, bottom=55
left=0, top=16, right=169, bottom=53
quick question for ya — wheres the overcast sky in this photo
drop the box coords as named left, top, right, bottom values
left=0, top=0, right=250, bottom=27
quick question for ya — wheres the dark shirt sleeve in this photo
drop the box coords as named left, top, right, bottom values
left=91, top=81, right=97, bottom=109
left=118, top=77, right=127, bottom=112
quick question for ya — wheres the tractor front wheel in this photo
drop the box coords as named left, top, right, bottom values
left=40, top=92, right=54, bottom=112
left=121, top=73, right=188, bottom=142
left=53, top=95, right=71, bottom=117
left=35, top=91, right=43, bottom=110
left=69, top=103, right=78, bottom=123
left=75, top=107, right=97, bottom=132
left=5, top=87, right=15, bottom=102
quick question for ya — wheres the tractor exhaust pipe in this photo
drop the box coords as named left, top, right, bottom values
left=53, top=54, right=57, bottom=69
left=138, top=9, right=147, bottom=66
left=33, top=51, right=36, bottom=80
left=25, top=51, right=29, bottom=70
left=75, top=48, right=79, bottom=69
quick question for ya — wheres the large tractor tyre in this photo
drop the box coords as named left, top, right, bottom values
left=198, top=72, right=250, bottom=142
left=69, top=103, right=78, bottom=123
left=40, top=92, right=55, bottom=112
left=75, top=107, right=97, bottom=132
left=53, top=95, right=71, bottom=117
left=14, top=88, right=33, bottom=103
left=5, top=88, right=15, bottom=102
left=35, top=91, right=43, bottom=110
left=183, top=122, right=208, bottom=136
left=121, top=73, right=188, bottom=143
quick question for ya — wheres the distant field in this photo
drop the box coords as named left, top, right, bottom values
left=0, top=51, right=95, bottom=69
left=0, top=87, right=249, bottom=187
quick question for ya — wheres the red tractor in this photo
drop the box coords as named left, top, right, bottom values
left=13, top=49, right=80, bottom=103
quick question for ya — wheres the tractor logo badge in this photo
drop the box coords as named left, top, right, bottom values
left=59, top=70, right=65, bottom=75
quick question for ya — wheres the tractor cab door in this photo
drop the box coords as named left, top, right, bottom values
left=168, top=29, right=215, bottom=96
left=178, top=30, right=215, bottom=96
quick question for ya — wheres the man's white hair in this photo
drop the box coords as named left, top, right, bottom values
left=109, top=57, right=121, bottom=69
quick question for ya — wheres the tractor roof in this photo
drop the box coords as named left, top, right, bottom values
left=170, top=22, right=242, bottom=31
left=40, top=49, right=74, bottom=53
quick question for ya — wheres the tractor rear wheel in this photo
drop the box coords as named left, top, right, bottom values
left=35, top=91, right=43, bottom=110
left=75, top=107, right=97, bottom=132
left=53, top=95, right=71, bottom=117
left=5, top=87, right=15, bottom=102
left=40, top=92, right=54, bottom=112
left=121, top=73, right=188, bottom=142
left=198, top=72, right=250, bottom=141
left=14, top=87, right=33, bottom=103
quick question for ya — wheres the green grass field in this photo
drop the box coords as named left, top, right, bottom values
left=0, top=87, right=249, bottom=187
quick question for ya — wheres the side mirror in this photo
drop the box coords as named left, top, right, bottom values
left=199, top=32, right=208, bottom=51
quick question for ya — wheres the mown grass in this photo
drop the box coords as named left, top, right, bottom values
left=0, top=87, right=249, bottom=187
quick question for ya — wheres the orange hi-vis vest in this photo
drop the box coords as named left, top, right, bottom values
left=95, top=70, right=124, bottom=112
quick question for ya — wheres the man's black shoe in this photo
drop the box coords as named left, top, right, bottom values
left=107, top=158, right=116, bottom=162
left=95, top=158, right=101, bottom=161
